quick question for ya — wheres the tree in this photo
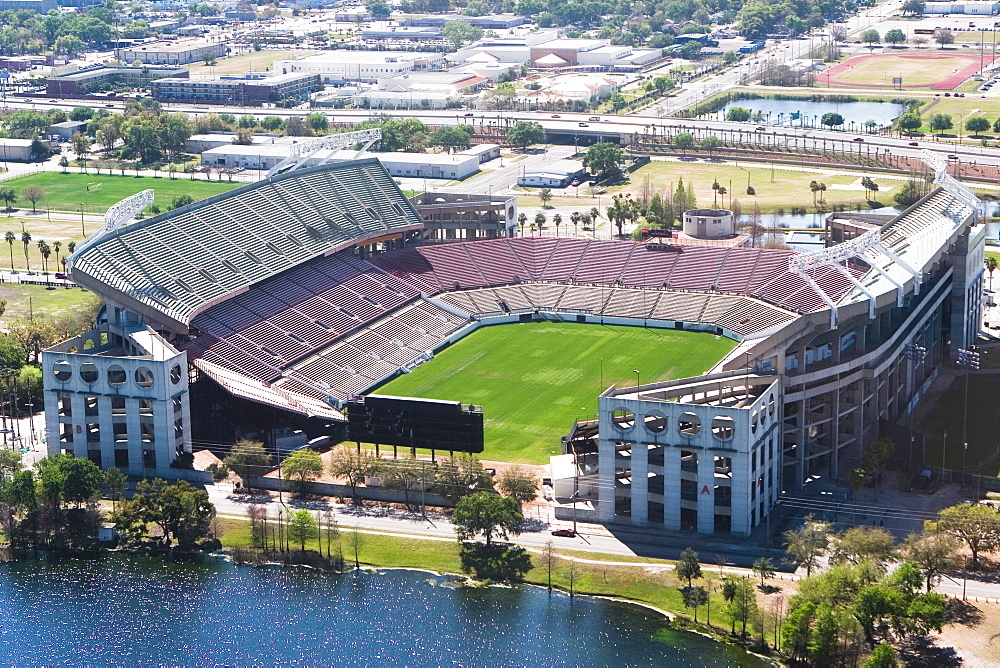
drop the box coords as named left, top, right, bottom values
left=583, top=142, right=625, bottom=180
left=676, top=547, right=702, bottom=587
left=884, top=29, right=906, bottom=47
left=936, top=502, right=1000, bottom=568
left=0, top=188, right=15, bottom=214
left=935, top=28, right=954, bottom=47
left=986, top=255, right=998, bottom=290
left=552, top=213, right=562, bottom=236
left=452, top=492, right=523, bottom=546
left=4, top=232, right=15, bottom=271
left=784, top=515, right=829, bottom=576
left=897, top=112, right=922, bottom=136
left=893, top=179, right=926, bottom=207
left=902, top=531, right=963, bottom=591
left=966, top=115, right=990, bottom=136
left=901, top=0, right=925, bottom=14
left=288, top=508, right=317, bottom=552
left=534, top=212, right=546, bottom=229
left=829, top=526, right=897, bottom=572
left=866, top=642, right=899, bottom=667
left=752, top=557, right=775, bottom=586
left=103, top=467, right=128, bottom=512
left=281, top=449, right=323, bottom=495
left=284, top=116, right=311, bottom=138
left=260, top=116, right=284, bottom=131
left=821, top=112, right=845, bottom=129
left=497, top=465, right=539, bottom=506
left=506, top=121, right=544, bottom=150
left=71, top=132, right=91, bottom=163
left=726, top=106, right=751, bottom=122
left=682, top=585, right=709, bottom=623
left=428, top=125, right=472, bottom=150
left=223, top=439, right=271, bottom=480
left=443, top=20, right=483, bottom=47
left=19, top=186, right=44, bottom=213
left=169, top=194, right=194, bottom=211
left=538, top=187, right=552, bottom=207
left=329, top=446, right=378, bottom=504
left=674, top=132, right=695, bottom=151
left=60, top=456, right=103, bottom=507
left=59, top=156, right=70, bottom=173
left=726, top=576, right=759, bottom=640
left=133, top=478, right=215, bottom=547
left=8, top=318, right=57, bottom=364
left=861, top=29, right=880, bottom=47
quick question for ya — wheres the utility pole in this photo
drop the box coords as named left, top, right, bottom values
left=957, top=347, right=979, bottom=492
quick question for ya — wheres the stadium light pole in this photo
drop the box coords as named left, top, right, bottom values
left=957, top=347, right=980, bottom=492
left=903, top=343, right=927, bottom=475
left=633, top=369, right=639, bottom=392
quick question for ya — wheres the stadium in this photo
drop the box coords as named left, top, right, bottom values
left=40, top=135, right=985, bottom=537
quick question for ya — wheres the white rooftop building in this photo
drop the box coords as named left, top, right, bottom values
left=275, top=51, right=445, bottom=84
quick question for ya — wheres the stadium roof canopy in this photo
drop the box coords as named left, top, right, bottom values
left=68, top=159, right=423, bottom=332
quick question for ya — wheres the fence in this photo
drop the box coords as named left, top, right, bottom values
left=247, top=475, right=455, bottom=507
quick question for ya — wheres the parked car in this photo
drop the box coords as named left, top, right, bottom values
left=551, top=529, right=577, bottom=537
left=551, top=114, right=561, bottom=118
left=908, top=141, right=919, bottom=146
left=588, top=116, right=601, bottom=121
left=853, top=137, right=864, bottom=142
left=948, top=154, right=959, bottom=159
left=578, top=122, right=589, bottom=127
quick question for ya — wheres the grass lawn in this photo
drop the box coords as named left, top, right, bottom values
left=616, top=160, right=898, bottom=215
left=918, top=373, right=1000, bottom=475
left=216, top=517, right=746, bottom=635
left=187, top=49, right=315, bottom=76
left=1, top=172, right=240, bottom=214
left=0, top=283, right=94, bottom=323
left=374, top=322, right=736, bottom=464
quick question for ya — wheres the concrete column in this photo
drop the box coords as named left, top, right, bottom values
left=631, top=442, right=648, bottom=526
left=663, top=446, right=681, bottom=530
left=127, top=401, right=143, bottom=476
left=597, top=437, right=616, bottom=522
left=730, top=446, right=751, bottom=536
left=697, top=449, right=715, bottom=535
left=831, top=386, right=841, bottom=479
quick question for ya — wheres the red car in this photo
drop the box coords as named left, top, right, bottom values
left=551, top=528, right=577, bottom=537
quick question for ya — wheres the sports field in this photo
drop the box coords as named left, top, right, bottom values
left=825, top=53, right=988, bottom=90
left=1, top=172, right=239, bottom=213
left=377, top=322, right=737, bottom=464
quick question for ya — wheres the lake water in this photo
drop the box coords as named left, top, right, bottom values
left=716, top=99, right=906, bottom=130
left=0, top=556, right=767, bottom=666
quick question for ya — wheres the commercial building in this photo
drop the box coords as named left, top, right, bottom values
left=46, top=65, right=188, bottom=96
left=682, top=208, right=736, bottom=238
left=406, top=13, right=529, bottom=29
left=360, top=26, right=443, bottom=41
left=274, top=51, right=445, bottom=84
left=457, top=32, right=661, bottom=70
left=48, top=120, right=89, bottom=141
left=120, top=40, right=228, bottom=65
left=923, top=0, right=1000, bottom=12
left=517, top=159, right=586, bottom=187
left=151, top=72, right=321, bottom=105
left=200, top=145, right=481, bottom=179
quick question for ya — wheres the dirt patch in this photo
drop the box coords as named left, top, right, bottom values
left=937, top=600, right=1000, bottom=666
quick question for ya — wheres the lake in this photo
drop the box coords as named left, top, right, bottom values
left=716, top=98, right=906, bottom=130
left=0, top=556, right=768, bottom=666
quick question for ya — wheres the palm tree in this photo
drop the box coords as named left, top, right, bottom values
left=21, top=231, right=31, bottom=273
left=52, top=240, right=61, bottom=269
left=809, top=180, right=820, bottom=207
left=517, top=212, right=527, bottom=236
left=36, top=239, right=45, bottom=273
left=571, top=211, right=581, bottom=236
left=553, top=213, right=562, bottom=237
left=67, top=241, right=76, bottom=254
left=987, top=255, right=998, bottom=290
left=4, top=231, right=14, bottom=272
left=38, top=241, right=50, bottom=274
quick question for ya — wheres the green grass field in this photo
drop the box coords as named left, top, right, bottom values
left=375, top=322, right=736, bottom=464
left=1, top=172, right=240, bottom=213
left=0, top=283, right=95, bottom=323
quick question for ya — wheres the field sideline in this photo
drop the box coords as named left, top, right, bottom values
left=376, top=322, right=737, bottom=464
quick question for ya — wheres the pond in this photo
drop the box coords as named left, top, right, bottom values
left=714, top=98, right=907, bottom=131
left=0, top=556, right=769, bottom=666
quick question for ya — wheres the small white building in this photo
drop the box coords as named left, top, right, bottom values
left=682, top=208, right=736, bottom=239
left=518, top=159, right=585, bottom=187
left=0, top=138, right=36, bottom=162
left=458, top=144, right=501, bottom=163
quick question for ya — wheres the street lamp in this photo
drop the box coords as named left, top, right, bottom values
left=633, top=369, right=640, bottom=391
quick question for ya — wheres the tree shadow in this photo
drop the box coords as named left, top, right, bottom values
left=757, top=583, right=782, bottom=595
left=946, top=597, right=984, bottom=627
left=896, top=636, right=962, bottom=668
left=459, top=543, right=533, bottom=582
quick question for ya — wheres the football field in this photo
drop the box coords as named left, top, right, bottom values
left=376, top=322, right=737, bottom=464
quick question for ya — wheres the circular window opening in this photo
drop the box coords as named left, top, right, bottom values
left=751, top=409, right=758, bottom=434
left=678, top=412, right=702, bottom=437
left=644, top=412, right=667, bottom=433
left=712, top=416, right=736, bottom=441
left=52, top=360, right=72, bottom=382
left=79, top=363, right=99, bottom=384
left=135, top=367, right=155, bottom=389
left=107, top=364, right=126, bottom=387
left=612, top=408, right=635, bottom=430
left=170, top=363, right=182, bottom=385
left=768, top=395, right=775, bottom=418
